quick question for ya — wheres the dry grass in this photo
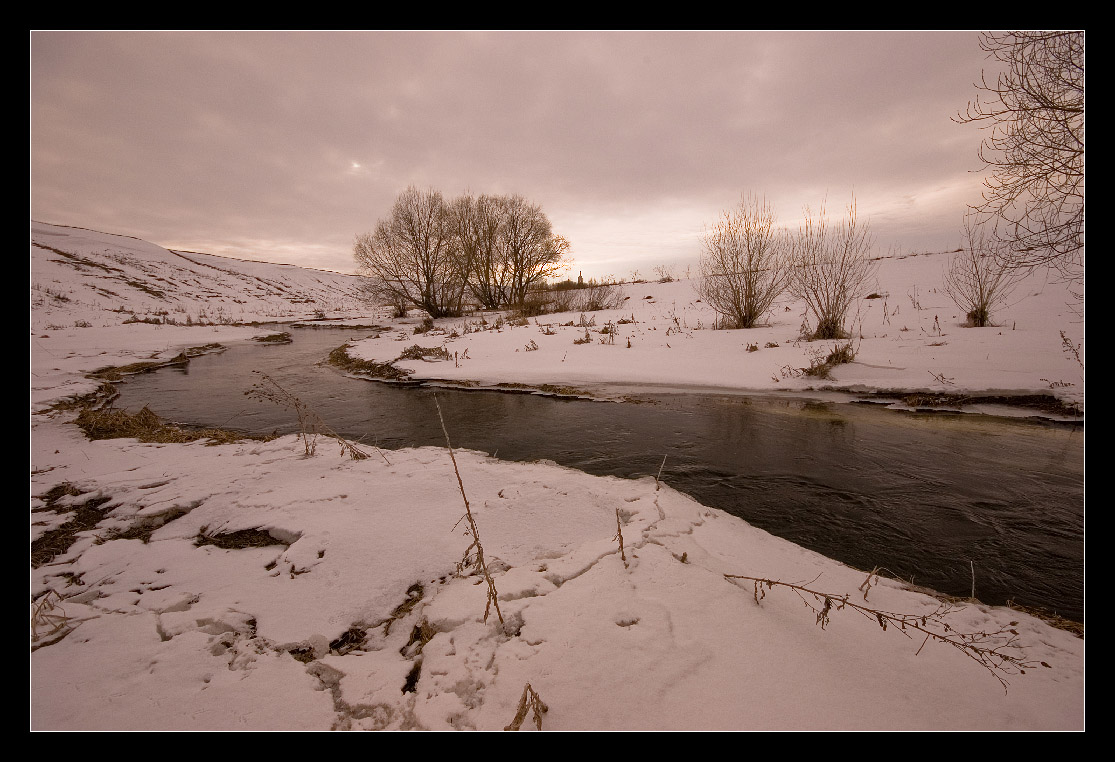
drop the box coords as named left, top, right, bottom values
left=89, top=353, right=190, bottom=382
left=326, top=343, right=412, bottom=381
left=195, top=527, right=290, bottom=550
left=31, top=487, right=113, bottom=568
left=252, top=332, right=293, bottom=343
left=802, top=342, right=857, bottom=379
left=31, top=590, right=76, bottom=648
left=1006, top=600, right=1084, bottom=638
left=504, top=682, right=548, bottom=731
left=75, top=405, right=265, bottom=445
left=397, top=344, right=451, bottom=362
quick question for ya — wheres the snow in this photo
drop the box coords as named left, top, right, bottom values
left=30, top=222, right=1084, bottom=730
left=346, top=258, right=1083, bottom=416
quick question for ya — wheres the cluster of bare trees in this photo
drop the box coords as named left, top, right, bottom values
left=354, top=187, right=571, bottom=318
left=697, top=194, right=877, bottom=339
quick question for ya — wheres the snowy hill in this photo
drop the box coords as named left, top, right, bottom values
left=31, top=221, right=374, bottom=331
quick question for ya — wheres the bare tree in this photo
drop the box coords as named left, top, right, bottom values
left=956, top=31, right=1084, bottom=289
left=944, top=216, right=1019, bottom=327
left=789, top=197, right=878, bottom=340
left=697, top=193, right=792, bottom=329
left=354, top=187, right=465, bottom=318
left=499, top=195, right=571, bottom=308
left=450, top=193, right=508, bottom=310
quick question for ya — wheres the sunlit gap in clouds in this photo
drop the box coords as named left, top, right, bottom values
left=549, top=201, right=713, bottom=282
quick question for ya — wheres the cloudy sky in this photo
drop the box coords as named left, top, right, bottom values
left=31, top=31, right=998, bottom=279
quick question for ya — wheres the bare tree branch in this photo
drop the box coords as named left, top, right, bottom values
left=956, top=31, right=1084, bottom=289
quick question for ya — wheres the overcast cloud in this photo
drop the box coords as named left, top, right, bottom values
left=31, top=31, right=997, bottom=278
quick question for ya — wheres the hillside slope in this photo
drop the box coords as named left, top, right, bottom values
left=31, top=221, right=373, bottom=330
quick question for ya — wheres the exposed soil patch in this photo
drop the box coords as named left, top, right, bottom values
left=31, top=485, right=114, bottom=568
left=292, top=321, right=386, bottom=331
left=330, top=626, right=368, bottom=655
left=493, top=381, right=595, bottom=398
left=288, top=646, right=317, bottom=664
left=104, top=506, right=193, bottom=543
left=870, top=391, right=1083, bottom=419
left=89, top=353, right=190, bottom=382
left=87, top=344, right=224, bottom=382
left=47, top=382, right=120, bottom=413
left=195, top=527, right=292, bottom=550
left=252, top=332, right=293, bottom=344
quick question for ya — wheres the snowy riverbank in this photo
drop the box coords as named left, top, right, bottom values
left=31, top=224, right=1084, bottom=730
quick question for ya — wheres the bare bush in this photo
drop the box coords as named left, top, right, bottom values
left=789, top=197, right=879, bottom=340
left=698, top=193, right=793, bottom=329
left=944, top=218, right=1019, bottom=327
left=574, top=280, right=625, bottom=312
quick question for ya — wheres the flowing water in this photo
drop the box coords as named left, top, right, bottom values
left=113, top=327, right=1085, bottom=622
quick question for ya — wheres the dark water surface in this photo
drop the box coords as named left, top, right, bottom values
left=114, top=327, right=1085, bottom=622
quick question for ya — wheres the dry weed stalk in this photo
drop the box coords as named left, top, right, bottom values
left=724, top=570, right=1049, bottom=691
left=248, top=373, right=389, bottom=464
left=504, top=682, right=548, bottom=731
left=31, top=590, right=75, bottom=645
left=1059, top=330, right=1083, bottom=371
left=614, top=508, right=628, bottom=568
left=434, top=396, right=503, bottom=625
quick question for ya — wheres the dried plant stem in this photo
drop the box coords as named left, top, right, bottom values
left=655, top=454, right=667, bottom=491
left=504, top=682, right=548, bottom=731
left=31, top=590, right=73, bottom=643
left=434, top=396, right=503, bottom=625
left=724, top=572, right=1049, bottom=691
left=248, top=373, right=389, bottom=464
left=614, top=508, right=628, bottom=568
left=1059, top=330, right=1083, bottom=371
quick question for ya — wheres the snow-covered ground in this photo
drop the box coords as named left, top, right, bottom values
left=30, top=223, right=1084, bottom=730
left=345, top=255, right=1083, bottom=417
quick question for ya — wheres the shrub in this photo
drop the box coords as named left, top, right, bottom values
left=698, top=193, right=793, bottom=329
left=789, top=197, right=879, bottom=340
left=943, top=218, right=1019, bottom=327
left=803, top=342, right=856, bottom=379
left=397, top=344, right=451, bottom=362
left=575, top=281, right=625, bottom=312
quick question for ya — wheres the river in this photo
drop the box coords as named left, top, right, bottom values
left=112, top=326, right=1085, bottom=623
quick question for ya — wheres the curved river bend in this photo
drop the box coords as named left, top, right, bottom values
left=113, top=327, right=1085, bottom=623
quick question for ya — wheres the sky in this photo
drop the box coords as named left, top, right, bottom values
left=30, top=30, right=1000, bottom=279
